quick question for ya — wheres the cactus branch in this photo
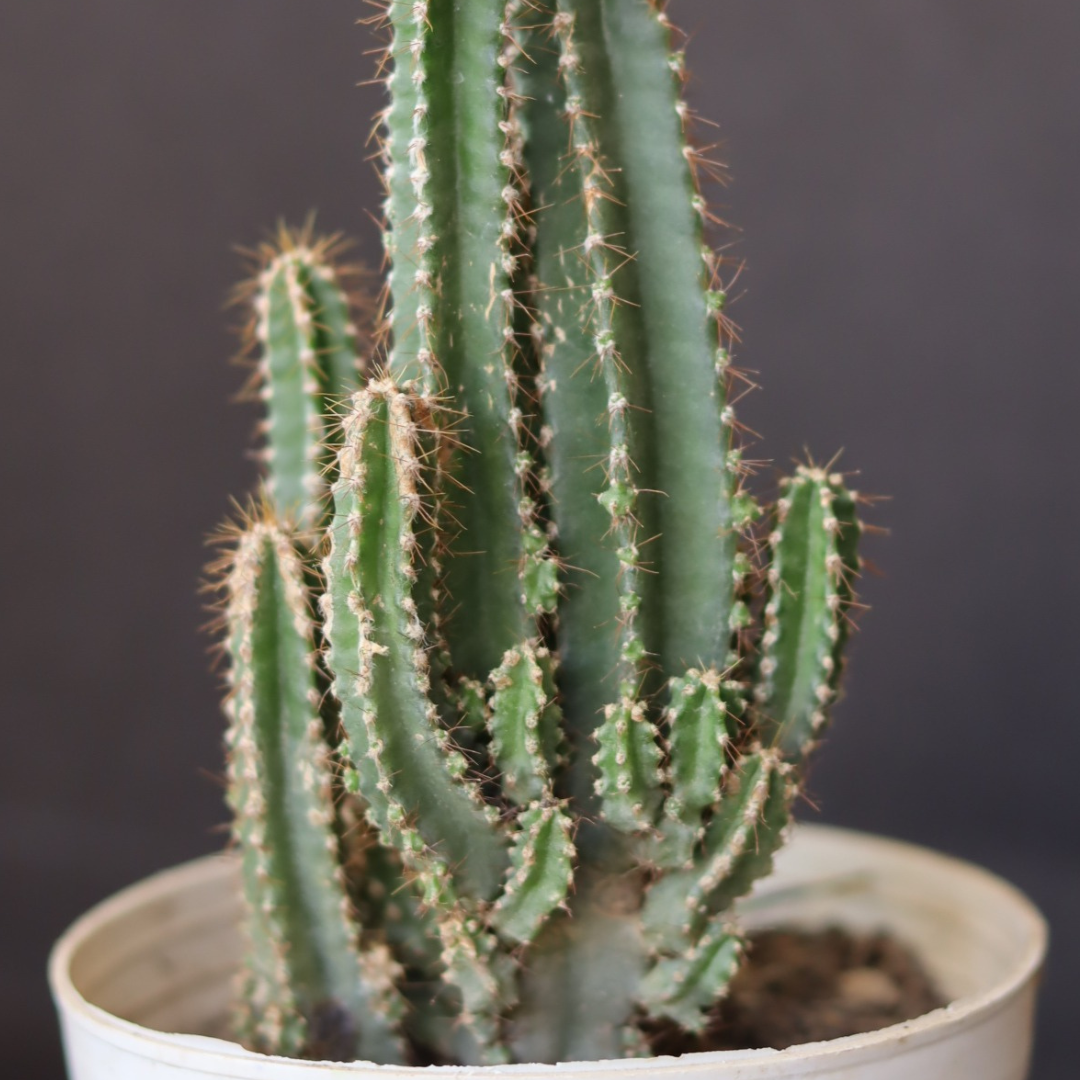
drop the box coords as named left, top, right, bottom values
left=641, top=750, right=791, bottom=957
left=489, top=643, right=559, bottom=805
left=406, top=0, right=531, bottom=680
left=321, top=381, right=509, bottom=902
left=249, top=232, right=362, bottom=531
left=756, top=467, right=862, bottom=758
left=381, top=0, right=439, bottom=388
left=516, top=4, right=625, bottom=802
left=491, top=800, right=575, bottom=945
left=637, top=927, right=744, bottom=1034
left=555, top=0, right=740, bottom=673
left=221, top=512, right=406, bottom=1062
left=655, top=668, right=734, bottom=868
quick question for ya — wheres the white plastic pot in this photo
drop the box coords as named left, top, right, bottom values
left=50, top=824, right=1047, bottom=1080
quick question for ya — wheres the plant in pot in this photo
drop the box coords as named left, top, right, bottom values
left=49, top=3, right=1047, bottom=1079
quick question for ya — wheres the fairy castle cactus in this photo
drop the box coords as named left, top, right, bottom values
left=210, top=0, right=864, bottom=1066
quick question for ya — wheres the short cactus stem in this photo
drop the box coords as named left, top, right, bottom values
left=245, top=227, right=362, bottom=532
left=492, top=800, right=576, bottom=945
left=755, top=466, right=862, bottom=758
left=637, top=927, right=744, bottom=1034
left=489, top=643, right=560, bottom=806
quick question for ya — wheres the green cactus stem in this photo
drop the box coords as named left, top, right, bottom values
left=655, top=668, right=736, bottom=869
left=219, top=511, right=405, bottom=1062
left=515, top=9, right=623, bottom=796
left=245, top=228, right=363, bottom=531
left=552, top=0, right=745, bottom=675
left=641, top=750, right=793, bottom=957
left=756, top=467, right=862, bottom=758
left=321, top=380, right=507, bottom=902
left=489, top=643, right=561, bottom=806
left=637, top=927, right=744, bottom=1034
left=491, top=800, right=576, bottom=945
left=381, top=0, right=533, bottom=681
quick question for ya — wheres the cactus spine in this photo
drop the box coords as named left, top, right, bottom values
left=213, top=0, right=866, bottom=1064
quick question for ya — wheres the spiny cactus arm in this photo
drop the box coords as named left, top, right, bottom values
left=254, top=254, right=328, bottom=532
left=489, top=643, right=560, bottom=805
left=222, top=517, right=406, bottom=1063
left=692, top=755, right=794, bottom=923
left=554, top=0, right=746, bottom=673
left=592, top=698, right=664, bottom=834
left=641, top=750, right=792, bottom=956
left=491, top=801, right=575, bottom=945
left=301, top=254, right=364, bottom=402
left=380, top=0, right=438, bottom=387
left=654, top=668, right=735, bottom=869
left=393, top=0, right=530, bottom=679
left=516, top=6, right=626, bottom=802
left=248, top=232, right=363, bottom=532
left=755, top=467, right=862, bottom=759
left=322, top=382, right=509, bottom=902
left=637, top=928, right=744, bottom=1034
left=487, top=642, right=575, bottom=944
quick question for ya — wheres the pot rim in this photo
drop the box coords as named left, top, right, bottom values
left=49, top=824, right=1048, bottom=1076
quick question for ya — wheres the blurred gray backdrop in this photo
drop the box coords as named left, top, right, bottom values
left=1, top=2, right=1077, bottom=1076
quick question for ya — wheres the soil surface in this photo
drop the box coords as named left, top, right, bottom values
left=644, top=928, right=946, bottom=1055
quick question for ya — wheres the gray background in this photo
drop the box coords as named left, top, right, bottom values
left=1, top=1, right=1076, bottom=1076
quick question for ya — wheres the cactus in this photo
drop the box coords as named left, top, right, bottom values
left=210, top=0, right=866, bottom=1065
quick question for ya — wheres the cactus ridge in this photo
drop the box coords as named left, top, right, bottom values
left=214, top=0, right=868, bottom=1063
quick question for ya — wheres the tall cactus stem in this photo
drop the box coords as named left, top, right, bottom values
left=321, top=381, right=508, bottom=902
left=553, top=11, right=664, bottom=829
left=515, top=3, right=625, bottom=802
left=412, top=0, right=531, bottom=680
left=554, top=0, right=746, bottom=674
left=220, top=511, right=406, bottom=1063
left=380, top=0, right=440, bottom=389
